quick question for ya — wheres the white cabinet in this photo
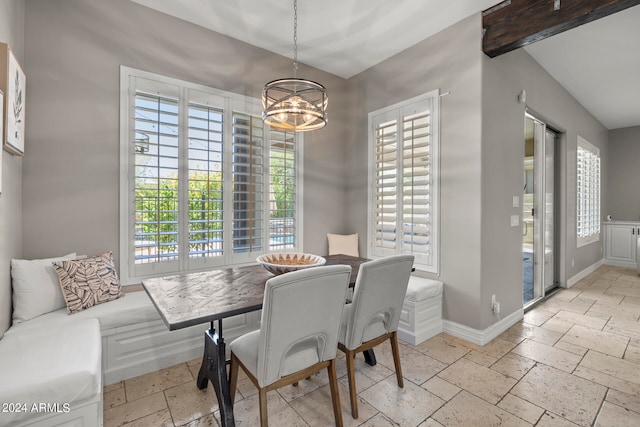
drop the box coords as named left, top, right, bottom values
left=604, top=222, right=639, bottom=268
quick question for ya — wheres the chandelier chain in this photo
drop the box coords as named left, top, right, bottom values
left=293, top=0, right=298, bottom=75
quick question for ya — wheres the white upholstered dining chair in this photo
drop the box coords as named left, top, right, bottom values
left=229, top=264, right=352, bottom=427
left=337, top=255, right=414, bottom=418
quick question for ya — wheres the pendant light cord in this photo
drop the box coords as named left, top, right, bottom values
left=293, top=0, right=298, bottom=77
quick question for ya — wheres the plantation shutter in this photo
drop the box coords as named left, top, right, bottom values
left=401, top=109, right=432, bottom=265
left=373, top=117, right=399, bottom=254
left=187, top=102, right=224, bottom=259
left=269, top=130, right=297, bottom=251
left=132, top=91, right=180, bottom=266
left=577, top=137, right=601, bottom=242
left=369, top=90, right=439, bottom=272
left=121, top=68, right=304, bottom=281
left=232, top=112, right=264, bottom=257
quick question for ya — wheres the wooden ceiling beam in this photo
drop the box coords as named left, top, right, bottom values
left=482, top=0, right=640, bottom=57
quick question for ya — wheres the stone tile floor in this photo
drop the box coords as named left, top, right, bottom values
left=103, top=265, right=640, bottom=426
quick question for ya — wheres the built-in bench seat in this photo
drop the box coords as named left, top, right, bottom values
left=397, top=276, right=444, bottom=345
left=0, top=319, right=102, bottom=427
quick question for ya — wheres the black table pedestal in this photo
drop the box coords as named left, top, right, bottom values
left=197, top=321, right=235, bottom=427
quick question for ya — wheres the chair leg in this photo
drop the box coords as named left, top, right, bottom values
left=327, top=359, right=344, bottom=427
left=258, top=388, right=268, bottom=427
left=229, top=353, right=239, bottom=404
left=345, top=350, right=359, bottom=419
left=390, top=332, right=404, bottom=388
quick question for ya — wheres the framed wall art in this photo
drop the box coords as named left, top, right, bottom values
left=1, top=42, right=26, bottom=156
left=0, top=89, right=3, bottom=193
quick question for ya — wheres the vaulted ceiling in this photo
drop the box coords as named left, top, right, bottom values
left=130, top=0, right=640, bottom=130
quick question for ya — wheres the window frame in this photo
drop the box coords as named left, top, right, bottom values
left=576, top=135, right=601, bottom=248
left=119, top=66, right=304, bottom=283
left=366, top=89, right=440, bottom=273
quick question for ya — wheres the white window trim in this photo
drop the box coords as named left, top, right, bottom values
left=366, top=89, right=440, bottom=274
left=119, top=66, right=304, bottom=283
left=576, top=135, right=600, bottom=248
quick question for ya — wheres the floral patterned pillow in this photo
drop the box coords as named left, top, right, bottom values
left=54, top=252, right=124, bottom=314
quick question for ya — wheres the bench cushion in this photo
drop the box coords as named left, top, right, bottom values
left=6, top=291, right=161, bottom=334
left=405, top=277, right=443, bottom=302
left=0, top=318, right=101, bottom=426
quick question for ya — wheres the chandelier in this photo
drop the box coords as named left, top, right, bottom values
left=262, top=0, right=328, bottom=132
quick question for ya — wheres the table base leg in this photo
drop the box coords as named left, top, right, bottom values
left=363, top=349, right=377, bottom=366
left=197, top=329, right=235, bottom=427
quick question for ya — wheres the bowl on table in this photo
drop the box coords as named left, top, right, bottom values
left=256, top=253, right=326, bottom=276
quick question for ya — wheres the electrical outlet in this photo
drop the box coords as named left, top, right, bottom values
left=491, top=295, right=499, bottom=314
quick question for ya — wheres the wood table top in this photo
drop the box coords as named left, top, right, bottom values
left=142, top=254, right=369, bottom=330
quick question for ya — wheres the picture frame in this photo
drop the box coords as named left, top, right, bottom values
left=1, top=42, right=26, bottom=156
left=0, top=89, right=3, bottom=194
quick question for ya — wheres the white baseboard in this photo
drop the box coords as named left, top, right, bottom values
left=566, top=258, right=604, bottom=288
left=443, top=308, right=523, bottom=346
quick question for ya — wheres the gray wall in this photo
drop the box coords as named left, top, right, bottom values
left=22, top=0, right=349, bottom=268
left=607, top=126, right=640, bottom=221
left=0, top=0, right=25, bottom=337
left=481, top=49, right=608, bottom=329
left=347, top=13, right=608, bottom=331
left=346, top=14, right=484, bottom=329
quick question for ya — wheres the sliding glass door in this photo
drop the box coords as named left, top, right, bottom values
left=523, top=114, right=557, bottom=306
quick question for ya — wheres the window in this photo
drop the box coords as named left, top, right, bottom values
left=576, top=136, right=601, bottom=247
left=120, top=67, right=302, bottom=281
left=367, top=90, right=440, bottom=273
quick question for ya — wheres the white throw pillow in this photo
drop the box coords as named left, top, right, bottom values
left=11, top=253, right=77, bottom=324
left=327, top=233, right=359, bottom=257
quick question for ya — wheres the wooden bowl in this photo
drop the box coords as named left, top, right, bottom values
left=256, top=253, right=326, bottom=276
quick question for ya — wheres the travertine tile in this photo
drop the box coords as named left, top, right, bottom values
left=290, top=382, right=377, bottom=427
left=104, top=386, right=126, bottom=409
left=560, top=324, right=629, bottom=357
left=464, top=337, right=517, bottom=367
left=536, top=411, right=580, bottom=426
left=126, top=409, right=175, bottom=427
left=551, top=310, right=608, bottom=330
left=502, top=322, right=563, bottom=346
left=229, top=391, right=307, bottom=427
left=511, top=365, right=607, bottom=426
left=539, top=296, right=596, bottom=315
left=104, top=392, right=168, bottom=427
left=432, top=391, right=531, bottom=427
left=125, top=363, right=193, bottom=402
left=164, top=381, right=218, bottom=426
left=606, top=388, right=640, bottom=414
left=623, top=345, right=640, bottom=363
left=490, top=353, right=536, bottom=380
left=594, top=401, right=640, bottom=426
left=553, top=340, right=588, bottom=357
left=418, top=418, right=446, bottom=427
left=360, top=376, right=445, bottom=426
left=497, top=393, right=545, bottom=425
left=540, top=317, right=575, bottom=334
left=359, top=412, right=404, bottom=426
left=422, top=375, right=461, bottom=401
left=511, top=339, right=582, bottom=373
left=604, top=317, right=640, bottom=338
left=437, top=358, right=516, bottom=404
left=580, top=350, right=640, bottom=385
left=416, top=334, right=471, bottom=364
left=104, top=381, right=124, bottom=394
left=524, top=307, right=557, bottom=326
left=574, top=366, right=640, bottom=397
left=373, top=339, right=447, bottom=385
left=181, top=413, right=216, bottom=427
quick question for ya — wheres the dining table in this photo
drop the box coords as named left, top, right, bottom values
left=142, top=254, right=372, bottom=427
